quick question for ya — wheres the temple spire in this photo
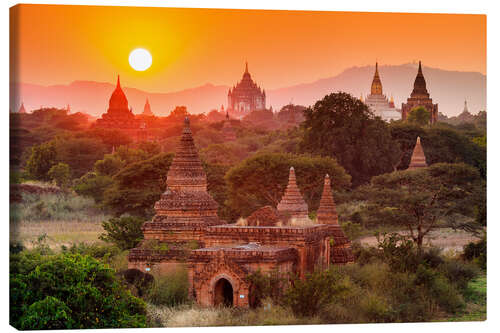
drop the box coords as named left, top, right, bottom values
left=317, top=174, right=339, bottom=225
left=370, top=62, right=383, bottom=95
left=277, top=167, right=309, bottom=221
left=245, top=61, right=248, bottom=73
left=408, top=136, right=428, bottom=169
left=117, top=75, right=121, bottom=88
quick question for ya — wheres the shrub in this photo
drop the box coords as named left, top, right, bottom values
left=18, top=296, right=74, bottom=330
left=47, top=162, right=71, bottom=189
left=145, top=270, right=189, bottom=306
left=440, top=260, right=479, bottom=291
left=463, top=237, right=486, bottom=270
left=99, top=216, right=145, bottom=250
left=246, top=270, right=288, bottom=308
left=283, top=270, right=350, bottom=317
left=10, top=252, right=147, bottom=329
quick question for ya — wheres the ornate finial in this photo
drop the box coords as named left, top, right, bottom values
left=245, top=61, right=248, bottom=73
left=418, top=61, right=422, bottom=74
left=117, top=75, right=121, bottom=88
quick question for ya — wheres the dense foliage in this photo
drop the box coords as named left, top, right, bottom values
left=99, top=216, right=145, bottom=250
left=357, top=163, right=483, bottom=250
left=300, top=92, right=401, bottom=186
left=10, top=252, right=147, bottom=329
left=225, top=152, right=351, bottom=218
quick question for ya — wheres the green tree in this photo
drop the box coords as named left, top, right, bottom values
left=407, top=106, right=431, bottom=126
left=10, top=252, right=147, bottom=329
left=53, top=136, right=107, bottom=178
left=99, top=216, right=145, bottom=250
left=94, top=154, right=125, bottom=176
left=73, top=172, right=115, bottom=202
left=103, top=153, right=174, bottom=217
left=25, top=141, right=58, bottom=180
left=47, top=162, right=71, bottom=189
left=226, top=153, right=351, bottom=218
left=300, top=92, right=400, bottom=186
left=359, top=163, right=482, bottom=251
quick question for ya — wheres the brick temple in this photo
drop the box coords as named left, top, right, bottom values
left=401, top=61, right=439, bottom=124
left=128, top=117, right=354, bottom=307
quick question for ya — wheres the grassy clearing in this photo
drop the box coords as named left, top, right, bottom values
left=11, top=220, right=105, bottom=249
left=147, top=301, right=320, bottom=327
left=11, top=192, right=110, bottom=222
left=446, top=273, right=486, bottom=322
left=358, top=228, right=481, bottom=253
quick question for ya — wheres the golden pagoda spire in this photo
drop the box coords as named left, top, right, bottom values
left=370, top=62, right=383, bottom=95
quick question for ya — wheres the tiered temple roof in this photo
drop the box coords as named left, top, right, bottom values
left=152, top=117, right=220, bottom=225
left=408, top=136, right=428, bottom=169
left=401, top=61, right=439, bottom=124
left=316, top=174, right=339, bottom=225
left=142, top=98, right=154, bottom=116
left=364, top=62, right=401, bottom=121
left=94, top=75, right=140, bottom=129
left=227, top=62, right=266, bottom=117
left=277, top=167, right=309, bottom=221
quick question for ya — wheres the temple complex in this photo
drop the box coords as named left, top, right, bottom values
left=363, top=63, right=401, bottom=121
left=407, top=136, right=428, bottom=169
left=221, top=112, right=237, bottom=141
left=401, top=62, right=439, bottom=124
left=142, top=98, right=154, bottom=116
left=128, top=117, right=354, bottom=308
left=94, top=76, right=140, bottom=129
left=227, top=62, right=267, bottom=118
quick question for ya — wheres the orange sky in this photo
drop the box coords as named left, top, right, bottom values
left=10, top=4, right=486, bottom=93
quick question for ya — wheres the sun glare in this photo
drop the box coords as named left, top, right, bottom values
left=129, top=48, right=152, bottom=71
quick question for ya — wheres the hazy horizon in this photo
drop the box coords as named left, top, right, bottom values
left=10, top=5, right=486, bottom=93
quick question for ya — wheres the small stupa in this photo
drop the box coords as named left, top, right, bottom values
left=277, top=167, right=309, bottom=220
left=408, top=136, right=428, bottom=169
left=18, top=102, right=26, bottom=114
left=221, top=111, right=237, bottom=141
left=316, top=174, right=338, bottom=225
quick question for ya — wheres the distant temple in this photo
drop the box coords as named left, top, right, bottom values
left=18, top=102, right=26, bottom=114
left=94, top=75, right=140, bottom=129
left=142, top=98, right=154, bottom=116
left=401, top=61, right=438, bottom=124
left=463, top=99, right=470, bottom=114
left=227, top=62, right=266, bottom=118
left=363, top=63, right=401, bottom=121
left=128, top=117, right=354, bottom=308
left=407, top=136, right=428, bottom=169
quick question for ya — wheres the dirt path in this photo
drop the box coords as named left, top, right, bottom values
left=358, top=228, right=481, bottom=253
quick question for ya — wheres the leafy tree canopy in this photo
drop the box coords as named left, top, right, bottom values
left=300, top=92, right=401, bottom=186
left=225, top=152, right=351, bottom=218
left=10, top=252, right=147, bottom=330
left=407, top=106, right=431, bottom=126
left=357, top=163, right=483, bottom=250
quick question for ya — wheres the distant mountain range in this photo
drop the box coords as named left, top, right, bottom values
left=10, top=63, right=486, bottom=118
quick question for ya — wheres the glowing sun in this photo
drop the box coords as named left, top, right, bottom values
left=129, top=48, right=152, bottom=71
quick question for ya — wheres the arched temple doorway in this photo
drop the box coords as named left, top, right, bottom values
left=214, top=278, right=233, bottom=306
